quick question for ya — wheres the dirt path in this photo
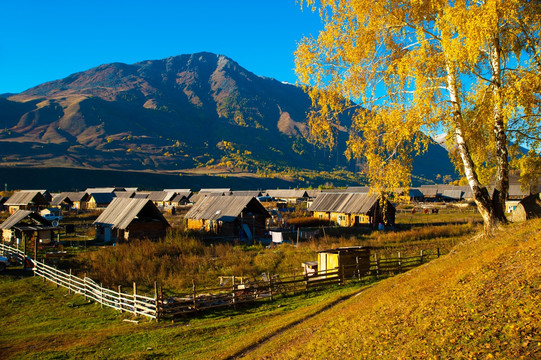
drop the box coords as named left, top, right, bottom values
left=225, top=285, right=373, bottom=359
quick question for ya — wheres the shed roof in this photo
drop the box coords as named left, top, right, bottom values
left=50, top=193, right=72, bottom=206
left=185, top=196, right=269, bottom=222
left=0, top=210, right=53, bottom=229
left=442, top=189, right=464, bottom=200
left=65, top=192, right=90, bottom=202
left=93, top=198, right=169, bottom=230
left=5, top=191, right=48, bottom=206
left=231, top=191, right=263, bottom=197
left=308, top=193, right=380, bottom=214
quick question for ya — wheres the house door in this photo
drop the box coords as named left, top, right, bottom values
left=104, top=227, right=111, bottom=242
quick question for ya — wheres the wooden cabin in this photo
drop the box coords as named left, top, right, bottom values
left=184, top=196, right=270, bottom=239
left=5, top=191, right=49, bottom=214
left=0, top=210, right=59, bottom=247
left=308, top=192, right=395, bottom=228
left=93, top=198, right=170, bottom=243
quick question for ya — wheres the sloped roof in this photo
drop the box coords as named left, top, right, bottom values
left=5, top=191, right=48, bottom=206
left=308, top=193, right=380, bottom=214
left=51, top=193, right=72, bottom=206
left=185, top=196, right=269, bottom=222
left=0, top=210, right=52, bottom=229
left=147, top=191, right=169, bottom=201
left=66, top=192, right=90, bottom=202
left=93, top=198, right=169, bottom=230
left=266, top=189, right=309, bottom=199
left=408, top=188, right=425, bottom=198
left=132, top=192, right=150, bottom=199
left=442, top=189, right=463, bottom=200
left=114, top=191, right=135, bottom=198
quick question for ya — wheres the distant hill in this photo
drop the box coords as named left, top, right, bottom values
left=0, top=52, right=457, bottom=187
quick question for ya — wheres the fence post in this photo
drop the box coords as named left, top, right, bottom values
left=69, top=269, right=72, bottom=294
left=398, top=252, right=402, bottom=272
left=293, top=269, right=296, bottom=295
left=54, top=266, right=59, bottom=288
left=437, top=248, right=440, bottom=258
left=192, top=279, right=197, bottom=312
left=420, top=250, right=424, bottom=265
left=154, top=281, right=160, bottom=322
left=118, top=285, right=123, bottom=313
left=42, top=260, right=46, bottom=283
left=269, top=272, right=273, bottom=302
left=375, top=253, right=380, bottom=278
left=100, top=283, right=103, bottom=309
left=133, top=282, right=137, bottom=315
left=83, top=273, right=87, bottom=300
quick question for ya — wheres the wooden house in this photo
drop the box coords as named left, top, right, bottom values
left=317, top=246, right=371, bottom=279
left=5, top=191, right=49, bottom=213
left=66, top=192, right=92, bottom=210
left=0, top=210, right=59, bottom=246
left=93, top=198, right=170, bottom=243
left=308, top=192, right=395, bottom=227
left=184, top=196, right=270, bottom=239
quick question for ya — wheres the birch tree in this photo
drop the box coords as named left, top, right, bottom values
left=295, top=0, right=541, bottom=233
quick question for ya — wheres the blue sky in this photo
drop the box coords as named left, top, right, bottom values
left=0, top=0, right=322, bottom=94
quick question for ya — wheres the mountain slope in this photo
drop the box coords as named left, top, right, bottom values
left=244, top=219, right=541, bottom=359
left=0, top=52, right=457, bottom=185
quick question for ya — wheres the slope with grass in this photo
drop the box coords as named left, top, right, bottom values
left=242, top=219, right=541, bottom=359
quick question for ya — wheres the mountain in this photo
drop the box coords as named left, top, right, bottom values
left=0, top=52, right=457, bottom=187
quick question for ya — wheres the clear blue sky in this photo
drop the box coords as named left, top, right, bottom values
left=0, top=0, right=322, bottom=94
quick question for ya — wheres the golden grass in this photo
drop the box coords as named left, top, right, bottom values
left=243, top=219, right=541, bottom=359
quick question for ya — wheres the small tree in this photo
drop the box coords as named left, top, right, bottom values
left=296, top=0, right=541, bottom=233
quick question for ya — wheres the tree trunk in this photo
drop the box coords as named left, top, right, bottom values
left=490, top=33, right=509, bottom=224
left=446, top=62, right=500, bottom=234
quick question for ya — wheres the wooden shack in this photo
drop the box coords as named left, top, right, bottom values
left=317, top=246, right=371, bottom=279
left=0, top=210, right=59, bottom=247
left=309, top=192, right=395, bottom=227
left=5, top=191, right=49, bottom=214
left=93, top=198, right=170, bottom=242
left=184, top=196, right=270, bottom=239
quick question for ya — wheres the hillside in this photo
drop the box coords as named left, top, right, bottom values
left=0, top=220, right=539, bottom=359
left=0, top=52, right=456, bottom=186
left=244, top=219, right=541, bottom=359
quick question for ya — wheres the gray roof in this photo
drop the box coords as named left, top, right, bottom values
left=0, top=210, right=52, bottom=229
left=442, top=189, right=463, bottom=200
left=5, top=191, right=48, bottom=206
left=185, top=196, right=269, bottom=222
left=266, top=189, right=309, bottom=199
left=50, top=193, right=72, bottom=206
left=132, top=192, right=150, bottom=199
left=308, top=193, right=380, bottom=214
left=65, top=192, right=90, bottom=202
left=147, top=191, right=170, bottom=201
left=93, top=198, right=169, bottom=230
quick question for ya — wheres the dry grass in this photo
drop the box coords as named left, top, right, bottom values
left=243, top=219, right=541, bottom=359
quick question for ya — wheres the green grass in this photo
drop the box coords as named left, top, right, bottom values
left=0, top=271, right=365, bottom=359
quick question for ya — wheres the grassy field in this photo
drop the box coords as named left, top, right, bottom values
left=0, top=272, right=365, bottom=359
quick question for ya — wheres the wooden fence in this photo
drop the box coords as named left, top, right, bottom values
left=1, top=242, right=441, bottom=320
left=1, top=243, right=159, bottom=320
left=159, top=249, right=442, bottom=318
